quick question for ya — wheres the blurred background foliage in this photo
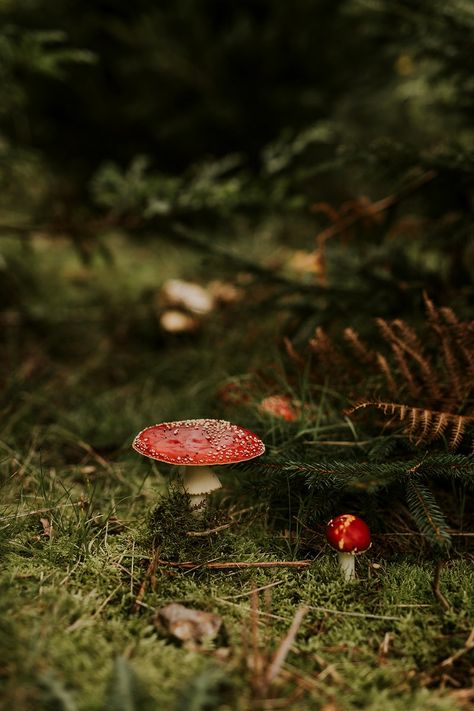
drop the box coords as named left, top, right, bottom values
left=1, top=0, right=473, bottom=210
left=0, top=1, right=472, bottom=302
left=1, top=0, right=473, bottom=456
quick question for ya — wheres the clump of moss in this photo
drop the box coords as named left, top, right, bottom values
left=146, top=487, right=236, bottom=562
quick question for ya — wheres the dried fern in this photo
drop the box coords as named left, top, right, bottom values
left=293, top=297, right=474, bottom=453
left=348, top=400, right=474, bottom=451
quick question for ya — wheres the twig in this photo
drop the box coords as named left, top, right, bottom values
left=440, top=628, right=474, bottom=667
left=156, top=559, right=312, bottom=570
left=214, top=596, right=291, bottom=621
left=220, top=580, right=284, bottom=601
left=132, top=547, right=161, bottom=613
left=265, top=606, right=308, bottom=686
left=0, top=501, right=82, bottom=522
left=432, top=560, right=452, bottom=611
left=314, top=170, right=437, bottom=244
left=185, top=522, right=234, bottom=537
left=307, top=605, right=400, bottom=621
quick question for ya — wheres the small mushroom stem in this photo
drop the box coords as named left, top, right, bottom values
left=181, top=466, right=222, bottom=512
left=337, top=551, right=356, bottom=581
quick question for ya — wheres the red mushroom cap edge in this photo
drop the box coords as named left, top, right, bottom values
left=133, top=418, right=265, bottom=466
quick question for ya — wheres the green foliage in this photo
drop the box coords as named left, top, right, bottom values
left=91, top=154, right=252, bottom=219
left=173, top=666, right=230, bottom=711
left=406, top=480, right=451, bottom=549
left=104, top=657, right=155, bottom=711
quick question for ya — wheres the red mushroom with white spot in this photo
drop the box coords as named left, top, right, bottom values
left=325, top=514, right=371, bottom=581
left=259, top=395, right=299, bottom=422
left=132, top=418, right=265, bottom=511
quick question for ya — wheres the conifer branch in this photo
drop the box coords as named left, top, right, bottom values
left=406, top=480, right=451, bottom=548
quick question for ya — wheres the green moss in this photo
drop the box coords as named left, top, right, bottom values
left=1, top=236, right=472, bottom=710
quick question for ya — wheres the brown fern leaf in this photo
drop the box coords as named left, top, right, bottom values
left=375, top=353, right=397, bottom=396
left=348, top=401, right=474, bottom=450
left=343, top=327, right=375, bottom=364
left=448, top=416, right=466, bottom=450
left=423, top=292, right=439, bottom=325
left=376, top=318, right=441, bottom=401
left=430, top=411, right=450, bottom=440
left=440, top=306, right=474, bottom=382
left=283, top=337, right=305, bottom=368
left=440, top=336, right=464, bottom=401
left=391, top=343, right=421, bottom=398
left=417, top=409, right=433, bottom=444
left=423, top=295, right=464, bottom=401
left=309, top=327, right=348, bottom=373
left=409, top=406, right=420, bottom=437
left=392, top=319, right=424, bottom=350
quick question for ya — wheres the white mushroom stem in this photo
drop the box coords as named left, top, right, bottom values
left=337, top=551, right=356, bottom=581
left=181, top=466, right=222, bottom=512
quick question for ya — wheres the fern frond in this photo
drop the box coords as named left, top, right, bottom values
left=391, top=343, right=421, bottom=398
left=449, top=416, right=466, bottom=450
left=348, top=401, right=474, bottom=450
left=309, top=327, right=348, bottom=373
left=440, top=306, right=474, bottom=381
left=343, top=327, right=375, bottom=364
left=375, top=353, right=397, bottom=395
left=392, top=319, right=423, bottom=350
left=431, top=411, right=449, bottom=440
left=377, top=318, right=441, bottom=400
left=406, top=480, right=451, bottom=548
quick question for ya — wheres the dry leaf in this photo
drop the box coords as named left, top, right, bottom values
left=40, top=518, right=53, bottom=538
left=156, top=603, right=223, bottom=645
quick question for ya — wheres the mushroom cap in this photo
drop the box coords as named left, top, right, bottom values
left=133, top=418, right=265, bottom=466
left=259, top=395, right=299, bottom=422
left=326, top=514, right=371, bottom=554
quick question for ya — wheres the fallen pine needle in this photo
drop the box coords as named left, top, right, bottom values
left=220, top=579, right=284, bottom=600
left=265, top=606, right=308, bottom=685
left=156, top=559, right=312, bottom=570
left=307, top=605, right=400, bottom=620
left=133, top=547, right=161, bottom=613
left=186, top=522, right=234, bottom=537
left=214, top=596, right=291, bottom=621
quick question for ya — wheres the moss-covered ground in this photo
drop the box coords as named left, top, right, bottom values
left=1, top=233, right=472, bottom=710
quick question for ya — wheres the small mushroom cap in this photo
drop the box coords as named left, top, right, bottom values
left=133, top=418, right=265, bottom=466
left=326, top=514, right=371, bottom=554
left=161, top=279, right=214, bottom=315
left=259, top=395, right=299, bottom=422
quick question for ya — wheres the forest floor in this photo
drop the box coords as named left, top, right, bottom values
left=1, top=232, right=473, bottom=711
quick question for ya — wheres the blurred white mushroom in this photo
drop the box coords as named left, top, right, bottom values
left=161, top=278, right=215, bottom=315
left=159, top=309, right=199, bottom=333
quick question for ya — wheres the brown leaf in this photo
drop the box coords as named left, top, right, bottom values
left=40, top=518, right=53, bottom=538
left=156, top=603, right=223, bottom=645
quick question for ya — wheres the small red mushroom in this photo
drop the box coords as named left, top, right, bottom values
left=259, top=395, right=299, bottom=422
left=133, top=418, right=265, bottom=510
left=326, top=514, right=371, bottom=581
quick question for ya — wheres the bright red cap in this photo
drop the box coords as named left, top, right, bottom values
left=133, top=418, right=265, bottom=466
left=326, top=514, right=371, bottom=554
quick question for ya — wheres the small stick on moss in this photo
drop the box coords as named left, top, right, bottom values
left=440, top=627, right=474, bottom=667
left=265, top=605, right=308, bottom=686
left=132, top=547, right=161, bottom=613
left=156, top=559, right=312, bottom=570
left=185, top=522, right=234, bottom=537
left=432, top=560, right=451, bottom=611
